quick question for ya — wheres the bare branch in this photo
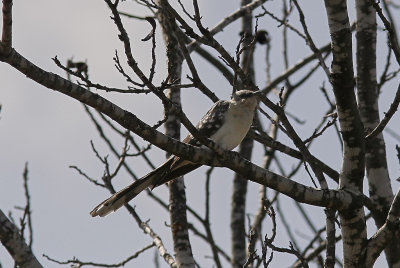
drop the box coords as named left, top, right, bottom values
left=118, top=10, right=150, bottom=20
left=369, top=0, right=400, bottom=65
left=142, top=17, right=157, bottom=83
left=364, top=1, right=400, bottom=141
left=0, top=210, right=42, bottom=268
left=324, top=208, right=336, bottom=268
left=256, top=6, right=306, bottom=41
left=261, top=43, right=331, bottom=94
left=231, top=2, right=256, bottom=266
left=366, top=82, right=400, bottom=140
left=262, top=206, right=309, bottom=268
left=142, top=17, right=156, bottom=41
left=324, top=1, right=367, bottom=265
left=43, top=243, right=155, bottom=267
left=70, top=165, right=106, bottom=187
left=173, top=23, right=219, bottom=102
left=303, top=115, right=337, bottom=144
left=187, top=0, right=268, bottom=53
left=366, top=187, right=400, bottom=266
left=54, top=56, right=150, bottom=94
left=156, top=1, right=195, bottom=265
left=249, top=129, right=339, bottom=182
left=113, top=51, right=145, bottom=88
left=243, top=230, right=259, bottom=267
left=0, top=45, right=361, bottom=210
left=275, top=198, right=300, bottom=252
left=21, top=163, right=33, bottom=249
left=257, top=93, right=328, bottom=189
left=293, top=234, right=342, bottom=268
left=1, top=0, right=12, bottom=49
left=292, top=0, right=331, bottom=81
left=203, top=167, right=222, bottom=268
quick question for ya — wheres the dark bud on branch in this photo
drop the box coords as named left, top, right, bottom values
left=141, top=17, right=156, bottom=42
left=255, top=30, right=270, bottom=45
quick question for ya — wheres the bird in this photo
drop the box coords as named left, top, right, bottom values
left=90, top=89, right=259, bottom=217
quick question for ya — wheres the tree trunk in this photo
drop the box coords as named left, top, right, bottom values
left=157, top=1, right=195, bottom=267
left=324, top=0, right=367, bottom=266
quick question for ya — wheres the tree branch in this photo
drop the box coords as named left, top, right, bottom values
left=1, top=0, right=12, bottom=49
left=366, top=187, right=400, bottom=267
left=0, top=46, right=362, bottom=211
left=186, top=0, right=268, bottom=53
left=43, top=243, right=155, bottom=267
left=0, top=210, right=42, bottom=268
left=324, top=0, right=367, bottom=266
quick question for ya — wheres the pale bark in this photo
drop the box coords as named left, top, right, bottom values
left=231, top=0, right=255, bottom=266
left=355, top=0, right=400, bottom=266
left=324, top=0, right=367, bottom=266
left=0, top=210, right=42, bottom=268
left=367, top=188, right=400, bottom=267
left=157, top=1, right=195, bottom=267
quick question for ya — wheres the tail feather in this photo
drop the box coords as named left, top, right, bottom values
left=90, top=160, right=172, bottom=217
left=90, top=175, right=153, bottom=217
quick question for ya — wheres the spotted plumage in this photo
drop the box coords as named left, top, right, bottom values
left=185, top=100, right=229, bottom=146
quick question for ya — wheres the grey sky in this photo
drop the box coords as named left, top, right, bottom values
left=1, top=0, right=399, bottom=267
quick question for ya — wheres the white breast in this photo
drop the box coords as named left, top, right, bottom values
left=210, top=103, right=255, bottom=150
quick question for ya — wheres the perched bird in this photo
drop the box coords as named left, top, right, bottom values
left=90, top=90, right=259, bottom=217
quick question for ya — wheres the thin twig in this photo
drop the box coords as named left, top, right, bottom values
left=43, top=243, right=155, bottom=267
left=261, top=43, right=331, bottom=94
left=303, top=115, right=337, bottom=144
left=366, top=82, right=400, bottom=140
left=256, top=6, right=306, bottom=41
left=118, top=11, right=150, bottom=20
left=21, top=162, right=33, bottom=249
left=203, top=167, right=222, bottom=268
left=70, top=165, right=105, bottom=187
left=291, top=0, right=331, bottom=81
left=54, top=56, right=150, bottom=94
left=187, top=0, right=268, bottom=53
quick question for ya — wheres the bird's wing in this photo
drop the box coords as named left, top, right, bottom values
left=183, top=100, right=230, bottom=146
left=151, top=100, right=230, bottom=188
left=171, top=100, right=229, bottom=165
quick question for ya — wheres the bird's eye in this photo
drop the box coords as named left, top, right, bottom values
left=240, top=93, right=252, bottom=99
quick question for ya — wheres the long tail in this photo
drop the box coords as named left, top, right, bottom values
left=90, top=160, right=172, bottom=217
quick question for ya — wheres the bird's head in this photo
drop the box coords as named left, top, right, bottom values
left=232, top=90, right=259, bottom=109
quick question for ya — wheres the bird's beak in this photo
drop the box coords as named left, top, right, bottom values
left=252, top=91, right=262, bottom=98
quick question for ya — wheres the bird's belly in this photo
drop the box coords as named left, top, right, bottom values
left=210, top=112, right=253, bottom=150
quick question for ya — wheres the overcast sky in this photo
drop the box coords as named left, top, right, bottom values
left=1, top=0, right=399, bottom=267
